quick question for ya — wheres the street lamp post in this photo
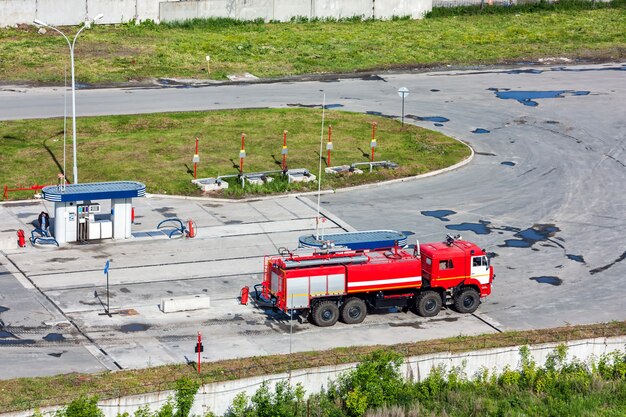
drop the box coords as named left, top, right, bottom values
left=33, top=14, right=103, bottom=184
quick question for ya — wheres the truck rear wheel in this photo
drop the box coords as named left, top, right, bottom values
left=311, top=300, right=339, bottom=327
left=340, top=298, right=367, bottom=324
left=454, top=288, right=480, bottom=314
left=415, top=291, right=442, bottom=317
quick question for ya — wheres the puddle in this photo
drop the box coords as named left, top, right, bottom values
left=420, top=210, right=456, bottom=222
left=501, top=224, right=560, bottom=248
left=120, top=323, right=150, bottom=333
left=0, top=330, right=16, bottom=338
left=430, top=89, right=440, bottom=92
left=472, top=128, right=490, bottom=134
left=446, top=220, right=491, bottom=235
left=0, top=339, right=36, bottom=346
left=48, top=351, right=66, bottom=358
left=501, top=161, right=516, bottom=166
left=43, top=333, right=66, bottom=342
left=225, top=220, right=243, bottom=224
left=120, top=287, right=131, bottom=293
left=590, top=250, right=626, bottom=275
left=530, top=276, right=562, bottom=286
left=324, top=104, right=344, bottom=109
left=0, top=306, right=8, bottom=314
left=491, top=89, right=590, bottom=107
left=406, top=115, right=450, bottom=124
left=365, top=110, right=395, bottom=118
left=566, top=254, right=585, bottom=264
left=434, top=123, right=444, bottom=127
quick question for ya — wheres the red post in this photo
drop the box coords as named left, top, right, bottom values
left=197, top=331, right=202, bottom=374
left=194, top=137, right=199, bottom=179
left=3, top=185, right=7, bottom=200
left=370, top=122, right=377, bottom=162
left=282, top=130, right=288, bottom=172
left=327, top=125, right=333, bottom=167
left=239, top=133, right=246, bottom=175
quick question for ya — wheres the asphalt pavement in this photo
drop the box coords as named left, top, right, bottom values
left=0, top=62, right=624, bottom=379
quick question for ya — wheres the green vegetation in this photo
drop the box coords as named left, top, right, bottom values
left=0, top=109, right=469, bottom=199
left=0, top=3, right=623, bottom=83
left=49, top=343, right=626, bottom=416
left=2, top=321, right=625, bottom=414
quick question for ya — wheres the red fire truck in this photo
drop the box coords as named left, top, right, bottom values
left=260, top=235, right=494, bottom=326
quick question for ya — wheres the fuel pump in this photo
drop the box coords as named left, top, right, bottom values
left=76, top=203, right=101, bottom=242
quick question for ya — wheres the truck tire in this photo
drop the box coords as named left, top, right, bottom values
left=415, top=291, right=442, bottom=317
left=454, top=288, right=480, bottom=314
left=311, top=300, right=339, bottom=327
left=340, top=298, right=367, bottom=324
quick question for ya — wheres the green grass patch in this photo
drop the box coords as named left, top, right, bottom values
left=0, top=108, right=469, bottom=200
left=0, top=5, right=624, bottom=83
left=1, top=321, right=625, bottom=413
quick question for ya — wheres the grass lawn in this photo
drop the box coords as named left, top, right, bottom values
left=1, top=321, right=624, bottom=413
left=0, top=108, right=469, bottom=199
left=0, top=7, right=623, bottom=84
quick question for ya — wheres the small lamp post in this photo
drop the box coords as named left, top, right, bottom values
left=33, top=14, right=104, bottom=184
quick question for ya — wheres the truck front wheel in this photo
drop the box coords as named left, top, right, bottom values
left=311, top=300, right=340, bottom=327
left=415, top=291, right=442, bottom=317
left=340, top=298, right=367, bottom=324
left=454, top=288, right=480, bottom=314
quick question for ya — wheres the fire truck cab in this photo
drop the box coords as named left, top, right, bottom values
left=419, top=235, right=493, bottom=317
left=260, top=235, right=493, bottom=327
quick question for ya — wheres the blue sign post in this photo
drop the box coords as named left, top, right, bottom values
left=104, top=260, right=110, bottom=316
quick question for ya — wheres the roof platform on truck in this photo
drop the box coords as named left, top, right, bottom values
left=298, top=230, right=408, bottom=251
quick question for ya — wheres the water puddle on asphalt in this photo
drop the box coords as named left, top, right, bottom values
left=501, top=224, right=560, bottom=248
left=490, top=89, right=590, bottom=107
left=566, top=254, right=586, bottom=264
left=446, top=220, right=492, bottom=235
left=406, top=115, right=450, bottom=125
left=590, top=250, right=626, bottom=275
left=120, top=323, right=150, bottom=333
left=472, top=128, right=490, bottom=134
left=0, top=306, right=8, bottom=314
left=43, top=333, right=66, bottom=342
left=420, top=210, right=456, bottom=222
left=501, top=161, right=516, bottom=166
left=530, top=276, right=562, bottom=286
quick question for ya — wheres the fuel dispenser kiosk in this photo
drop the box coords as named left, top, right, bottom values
left=41, top=181, right=145, bottom=245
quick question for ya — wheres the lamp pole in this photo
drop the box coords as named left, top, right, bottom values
left=34, top=14, right=103, bottom=184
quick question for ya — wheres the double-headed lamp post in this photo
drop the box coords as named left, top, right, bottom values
left=33, top=14, right=104, bottom=184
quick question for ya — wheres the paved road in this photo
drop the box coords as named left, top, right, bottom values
left=1, top=63, right=625, bottom=379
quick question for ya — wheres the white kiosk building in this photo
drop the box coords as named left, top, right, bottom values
left=41, top=181, right=146, bottom=245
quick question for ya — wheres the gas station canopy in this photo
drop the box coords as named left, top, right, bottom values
left=42, top=181, right=146, bottom=202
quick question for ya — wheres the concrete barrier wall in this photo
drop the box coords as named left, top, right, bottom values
left=86, top=0, right=136, bottom=24
left=5, top=336, right=625, bottom=417
left=375, top=0, right=431, bottom=19
left=1, top=0, right=432, bottom=27
left=160, top=0, right=431, bottom=22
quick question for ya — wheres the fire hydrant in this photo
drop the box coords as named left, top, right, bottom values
left=17, top=229, right=26, bottom=248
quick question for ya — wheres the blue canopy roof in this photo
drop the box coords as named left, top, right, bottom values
left=42, top=181, right=146, bottom=202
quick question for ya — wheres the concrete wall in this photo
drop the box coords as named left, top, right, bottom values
left=5, top=336, right=625, bottom=417
left=0, top=0, right=432, bottom=27
left=0, top=0, right=161, bottom=27
left=160, top=0, right=432, bottom=22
